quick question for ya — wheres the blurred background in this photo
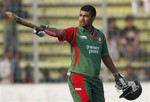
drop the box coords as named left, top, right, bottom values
left=0, top=0, right=150, bottom=102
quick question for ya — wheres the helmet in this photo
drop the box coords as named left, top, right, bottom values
left=119, top=80, right=142, bottom=100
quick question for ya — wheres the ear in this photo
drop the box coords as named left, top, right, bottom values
left=92, top=16, right=95, bottom=21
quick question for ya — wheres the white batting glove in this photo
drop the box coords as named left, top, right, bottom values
left=33, top=29, right=45, bottom=37
left=33, top=25, right=49, bottom=37
left=113, top=73, right=128, bottom=91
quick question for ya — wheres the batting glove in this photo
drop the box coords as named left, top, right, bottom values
left=113, top=73, right=128, bottom=91
left=33, top=25, right=48, bottom=37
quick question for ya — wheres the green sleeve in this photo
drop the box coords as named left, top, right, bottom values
left=101, top=34, right=109, bottom=56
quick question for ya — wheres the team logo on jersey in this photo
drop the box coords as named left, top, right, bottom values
left=98, top=37, right=101, bottom=43
left=80, top=36, right=87, bottom=39
left=86, top=45, right=99, bottom=54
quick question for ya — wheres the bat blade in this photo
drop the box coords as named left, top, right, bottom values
left=5, top=11, right=41, bottom=29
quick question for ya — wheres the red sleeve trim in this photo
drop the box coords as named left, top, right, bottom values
left=58, top=27, right=76, bottom=43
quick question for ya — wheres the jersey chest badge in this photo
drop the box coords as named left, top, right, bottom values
left=98, top=37, right=101, bottom=43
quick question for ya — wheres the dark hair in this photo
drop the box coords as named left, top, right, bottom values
left=108, top=16, right=116, bottom=24
left=81, top=5, right=96, bottom=17
left=125, top=15, right=134, bottom=21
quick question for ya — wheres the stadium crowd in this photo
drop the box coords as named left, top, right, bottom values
left=0, top=49, right=68, bottom=84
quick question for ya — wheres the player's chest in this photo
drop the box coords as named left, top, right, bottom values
left=76, top=31, right=102, bottom=45
left=75, top=32, right=103, bottom=54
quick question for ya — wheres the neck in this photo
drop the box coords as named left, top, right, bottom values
left=84, top=25, right=93, bottom=33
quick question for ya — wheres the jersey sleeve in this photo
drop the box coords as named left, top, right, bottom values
left=58, top=27, right=76, bottom=44
left=101, top=34, right=109, bottom=56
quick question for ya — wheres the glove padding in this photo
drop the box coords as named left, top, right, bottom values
left=113, top=73, right=128, bottom=91
left=33, top=25, right=48, bottom=37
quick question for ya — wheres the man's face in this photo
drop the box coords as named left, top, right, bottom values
left=126, top=19, right=133, bottom=28
left=79, top=10, right=95, bottom=28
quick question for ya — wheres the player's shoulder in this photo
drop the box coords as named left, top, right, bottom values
left=94, top=28, right=104, bottom=36
left=94, top=28, right=106, bottom=39
left=94, top=27, right=103, bottom=34
left=63, top=26, right=78, bottom=32
left=64, top=26, right=78, bottom=30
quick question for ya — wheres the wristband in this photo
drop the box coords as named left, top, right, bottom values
left=113, top=73, right=120, bottom=79
left=44, top=29, right=56, bottom=37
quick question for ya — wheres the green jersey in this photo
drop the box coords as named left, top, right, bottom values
left=59, top=25, right=109, bottom=77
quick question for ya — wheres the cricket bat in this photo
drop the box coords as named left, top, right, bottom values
left=5, top=11, right=55, bottom=36
left=5, top=11, right=41, bottom=29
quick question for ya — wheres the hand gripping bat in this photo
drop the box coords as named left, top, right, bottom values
left=5, top=11, right=56, bottom=36
left=5, top=11, right=41, bottom=29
